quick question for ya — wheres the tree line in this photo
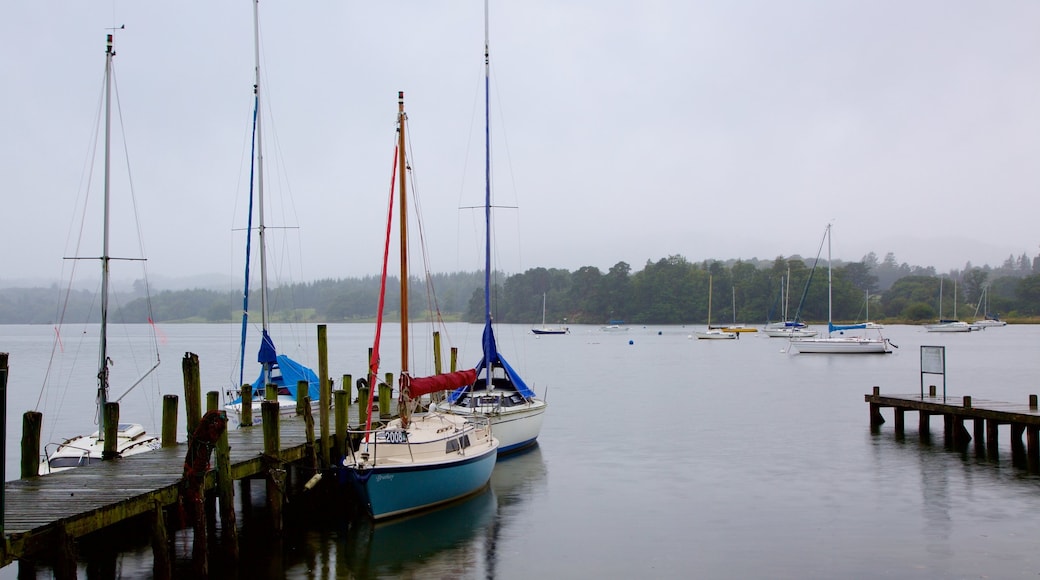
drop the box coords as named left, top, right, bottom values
left=3, top=251, right=1039, bottom=325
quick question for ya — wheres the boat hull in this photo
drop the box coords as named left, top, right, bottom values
left=431, top=398, right=546, bottom=454
left=342, top=438, right=498, bottom=520
left=225, top=395, right=324, bottom=425
left=531, top=328, right=569, bottom=335
left=789, top=337, right=891, bottom=354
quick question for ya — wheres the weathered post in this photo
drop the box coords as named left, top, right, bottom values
left=266, top=383, right=278, bottom=402
left=240, top=383, right=253, bottom=427
left=379, top=372, right=393, bottom=418
left=262, top=400, right=283, bottom=533
left=206, top=390, right=219, bottom=412
left=318, top=324, right=331, bottom=469
left=334, top=390, right=349, bottom=460
left=869, top=386, right=885, bottom=427
left=296, top=380, right=308, bottom=417
left=214, top=410, right=238, bottom=561
left=21, top=411, right=42, bottom=478
left=450, top=346, right=458, bottom=372
left=431, top=331, right=444, bottom=404
left=1031, top=394, right=1038, bottom=410
left=102, top=402, right=119, bottom=460
left=358, top=380, right=370, bottom=427
left=183, top=353, right=202, bottom=435
left=161, top=394, right=179, bottom=447
left=150, top=499, right=171, bottom=580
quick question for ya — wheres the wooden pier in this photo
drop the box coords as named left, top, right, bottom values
left=865, top=386, right=1040, bottom=470
left=0, top=325, right=424, bottom=579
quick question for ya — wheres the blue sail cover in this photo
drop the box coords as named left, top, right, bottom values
left=829, top=322, right=867, bottom=333
left=446, top=321, right=535, bottom=402
left=229, top=353, right=321, bottom=405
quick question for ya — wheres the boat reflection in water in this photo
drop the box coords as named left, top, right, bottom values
left=341, top=484, right=497, bottom=577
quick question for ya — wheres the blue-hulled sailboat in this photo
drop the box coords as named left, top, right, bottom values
left=338, top=92, right=498, bottom=520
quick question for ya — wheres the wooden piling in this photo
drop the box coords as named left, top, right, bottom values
left=358, top=383, right=370, bottom=426
left=296, top=380, right=308, bottom=416
left=431, top=332, right=444, bottom=404
left=183, top=353, right=202, bottom=435
left=206, top=390, right=219, bottom=412
left=266, top=384, right=278, bottom=402
left=318, top=324, right=331, bottom=469
left=379, top=373, right=392, bottom=418
left=1028, top=426, right=1040, bottom=473
left=334, top=390, right=348, bottom=460
left=161, top=395, right=178, bottom=447
left=450, top=346, right=458, bottom=372
left=342, top=374, right=352, bottom=405
left=102, top=402, right=119, bottom=460
left=262, top=400, right=283, bottom=533
left=150, top=500, right=171, bottom=580
left=240, top=383, right=253, bottom=427
left=1031, top=394, right=1038, bottom=410
left=987, top=419, right=1000, bottom=455
left=893, top=408, right=905, bottom=437
left=20, top=411, right=42, bottom=479
left=214, top=411, right=238, bottom=562
left=869, top=386, right=884, bottom=426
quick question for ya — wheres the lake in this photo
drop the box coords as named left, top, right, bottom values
left=2, top=322, right=1040, bottom=578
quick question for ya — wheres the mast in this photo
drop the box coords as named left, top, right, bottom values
left=481, top=0, right=492, bottom=389
left=398, top=92, right=409, bottom=378
left=98, top=33, right=115, bottom=436
left=252, top=0, right=274, bottom=385
left=826, top=223, right=833, bottom=334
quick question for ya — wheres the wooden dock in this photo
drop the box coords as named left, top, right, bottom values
left=865, top=386, right=1040, bottom=469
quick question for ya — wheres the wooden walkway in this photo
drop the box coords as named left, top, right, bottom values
left=1, top=416, right=328, bottom=569
left=865, top=386, right=1040, bottom=469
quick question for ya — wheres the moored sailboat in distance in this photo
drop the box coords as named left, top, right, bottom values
left=41, top=34, right=161, bottom=474
left=430, top=0, right=547, bottom=454
left=338, top=92, right=498, bottom=520
left=531, top=293, right=569, bottom=335
left=225, top=0, right=320, bottom=425
left=695, top=275, right=736, bottom=340
left=789, top=224, right=892, bottom=354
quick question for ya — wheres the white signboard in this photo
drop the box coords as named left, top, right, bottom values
left=921, top=346, right=945, bottom=374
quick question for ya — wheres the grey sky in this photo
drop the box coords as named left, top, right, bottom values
left=4, top=1, right=1039, bottom=289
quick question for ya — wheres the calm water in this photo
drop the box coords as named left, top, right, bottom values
left=2, top=322, right=1040, bottom=578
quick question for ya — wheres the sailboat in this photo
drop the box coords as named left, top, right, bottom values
left=789, top=224, right=891, bottom=354
left=722, top=286, right=758, bottom=333
left=973, top=285, right=1007, bottom=327
left=338, top=92, right=498, bottom=520
left=763, top=267, right=817, bottom=338
left=225, top=0, right=321, bottom=425
left=695, top=275, right=736, bottom=339
left=531, top=293, right=569, bottom=335
left=430, top=1, right=548, bottom=454
left=41, top=34, right=161, bottom=474
left=925, top=277, right=973, bottom=333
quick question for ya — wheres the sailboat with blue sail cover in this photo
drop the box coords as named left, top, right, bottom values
left=225, top=0, right=320, bottom=425
left=789, top=224, right=892, bottom=354
left=429, top=0, right=547, bottom=454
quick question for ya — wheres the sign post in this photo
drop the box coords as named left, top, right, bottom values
left=920, top=345, right=946, bottom=400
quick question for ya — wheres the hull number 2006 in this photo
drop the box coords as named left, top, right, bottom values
left=377, top=430, right=408, bottom=444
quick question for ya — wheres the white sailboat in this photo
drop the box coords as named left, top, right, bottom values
left=225, top=0, right=321, bottom=425
left=429, top=0, right=548, bottom=455
left=531, top=293, right=569, bottom=335
left=41, top=34, right=161, bottom=474
left=925, top=277, right=973, bottom=333
left=763, top=267, right=817, bottom=338
left=972, top=285, right=1007, bottom=327
left=339, top=92, right=498, bottom=520
left=695, top=275, right=737, bottom=340
left=789, top=225, right=892, bottom=354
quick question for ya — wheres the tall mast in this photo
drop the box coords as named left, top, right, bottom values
left=481, top=0, right=492, bottom=385
left=98, top=33, right=114, bottom=435
left=398, top=92, right=409, bottom=376
left=252, top=0, right=272, bottom=382
left=826, top=223, right=833, bottom=333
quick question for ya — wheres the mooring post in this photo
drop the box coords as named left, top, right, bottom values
left=1, top=353, right=7, bottom=533
left=358, top=382, right=370, bottom=427
left=379, top=373, right=393, bottom=418
left=161, top=394, right=179, bottom=447
left=266, top=383, right=278, bottom=402
left=894, top=408, right=905, bottom=437
left=206, top=390, right=219, bottom=412
left=450, top=346, right=458, bottom=372
left=334, top=390, right=348, bottom=461
left=869, top=387, right=885, bottom=426
left=929, top=385, right=936, bottom=398
left=919, top=411, right=931, bottom=441
left=214, top=411, right=238, bottom=562
left=262, top=400, right=283, bottom=533
left=102, top=402, right=119, bottom=460
left=183, top=353, right=202, bottom=435
left=21, top=411, right=42, bottom=479
left=431, top=332, right=444, bottom=404
left=150, top=499, right=171, bottom=580
left=1011, top=423, right=1026, bottom=455
left=974, top=417, right=986, bottom=456
left=987, top=419, right=1000, bottom=456
left=342, top=374, right=352, bottom=406
left=296, top=380, right=308, bottom=416
left=1031, top=394, right=1038, bottom=410
left=240, top=383, right=253, bottom=427
left=1028, top=425, right=1040, bottom=473
left=318, top=324, right=331, bottom=469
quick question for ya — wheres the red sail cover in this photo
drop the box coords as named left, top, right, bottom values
left=407, top=369, right=477, bottom=399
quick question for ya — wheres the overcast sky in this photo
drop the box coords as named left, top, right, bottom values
left=4, top=1, right=1040, bottom=289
